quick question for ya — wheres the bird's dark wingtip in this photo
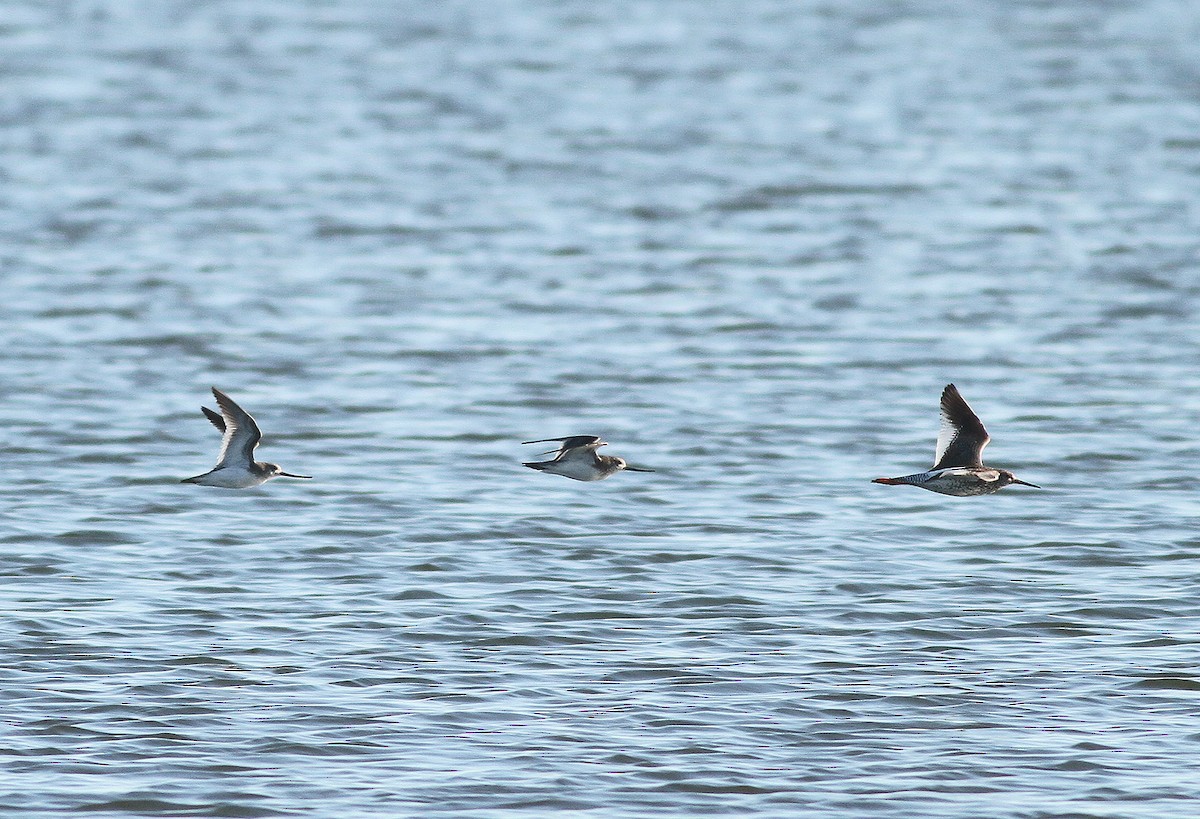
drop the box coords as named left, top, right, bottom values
left=201, top=406, right=226, bottom=432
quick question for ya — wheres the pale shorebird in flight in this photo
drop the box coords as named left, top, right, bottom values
left=872, top=384, right=1039, bottom=496
left=182, top=388, right=311, bottom=488
left=522, top=435, right=654, bottom=482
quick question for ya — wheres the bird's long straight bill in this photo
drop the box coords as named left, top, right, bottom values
left=278, top=472, right=313, bottom=479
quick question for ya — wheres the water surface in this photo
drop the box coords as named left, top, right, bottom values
left=3, top=1, right=1200, bottom=816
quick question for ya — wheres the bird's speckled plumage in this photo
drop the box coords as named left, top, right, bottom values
left=873, top=384, right=1038, bottom=496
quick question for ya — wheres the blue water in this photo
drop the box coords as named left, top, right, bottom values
left=4, top=1, right=1200, bottom=816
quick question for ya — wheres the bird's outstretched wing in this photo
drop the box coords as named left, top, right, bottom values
left=521, top=435, right=603, bottom=458
left=211, top=388, right=262, bottom=468
left=932, top=384, right=989, bottom=469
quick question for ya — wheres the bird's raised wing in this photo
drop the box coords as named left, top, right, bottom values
left=522, top=435, right=603, bottom=458
left=932, top=383, right=989, bottom=469
left=211, top=388, right=262, bottom=468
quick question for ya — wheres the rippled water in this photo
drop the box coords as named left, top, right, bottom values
left=4, top=1, right=1200, bottom=816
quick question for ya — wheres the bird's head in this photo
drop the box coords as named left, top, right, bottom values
left=265, top=462, right=312, bottom=480
left=999, top=470, right=1039, bottom=489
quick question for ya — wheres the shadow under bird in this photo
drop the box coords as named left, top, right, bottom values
left=522, top=435, right=655, bottom=482
left=182, top=388, right=311, bottom=488
left=872, top=383, right=1039, bottom=496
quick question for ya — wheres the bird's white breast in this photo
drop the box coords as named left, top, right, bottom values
left=190, top=467, right=268, bottom=488
left=543, top=461, right=608, bottom=481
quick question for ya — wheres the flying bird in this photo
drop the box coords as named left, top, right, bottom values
left=872, top=384, right=1039, bottom=496
left=522, top=435, right=654, bottom=482
left=182, top=388, right=311, bottom=488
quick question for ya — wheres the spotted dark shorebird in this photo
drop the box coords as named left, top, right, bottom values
left=182, top=388, right=311, bottom=488
left=521, top=435, right=654, bottom=482
left=872, top=384, right=1039, bottom=496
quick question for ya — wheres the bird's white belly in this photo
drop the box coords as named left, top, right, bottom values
left=190, top=467, right=267, bottom=488
left=924, top=468, right=1003, bottom=496
left=547, top=461, right=608, bottom=481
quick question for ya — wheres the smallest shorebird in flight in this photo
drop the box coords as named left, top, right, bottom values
left=182, top=388, right=311, bottom=488
left=872, top=384, right=1039, bottom=496
left=522, top=435, right=655, bottom=482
